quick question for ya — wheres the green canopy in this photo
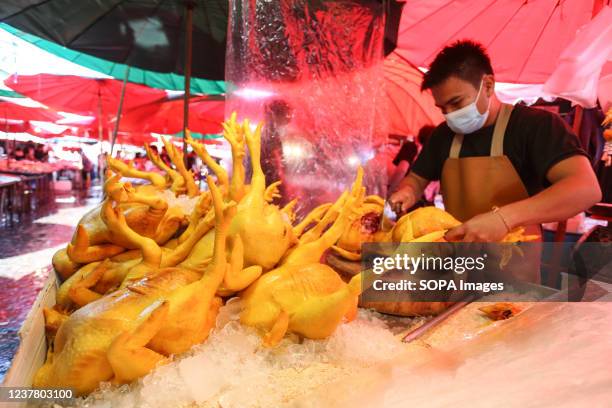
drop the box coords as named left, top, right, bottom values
left=0, top=89, right=24, bottom=98
left=173, top=131, right=222, bottom=140
left=0, top=23, right=226, bottom=96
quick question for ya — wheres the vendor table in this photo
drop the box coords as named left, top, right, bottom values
left=0, top=171, right=56, bottom=226
left=0, top=174, right=20, bottom=227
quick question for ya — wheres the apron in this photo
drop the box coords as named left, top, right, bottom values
left=440, top=103, right=542, bottom=284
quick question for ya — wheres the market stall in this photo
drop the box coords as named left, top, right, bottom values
left=0, top=157, right=69, bottom=226
left=1, top=114, right=609, bottom=407
left=0, top=1, right=610, bottom=408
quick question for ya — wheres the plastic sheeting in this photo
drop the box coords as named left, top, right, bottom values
left=225, top=0, right=387, bottom=214
left=543, top=6, right=612, bottom=109
left=395, top=0, right=599, bottom=84
left=599, top=74, right=612, bottom=112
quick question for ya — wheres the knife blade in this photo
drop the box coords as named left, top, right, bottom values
left=383, top=200, right=397, bottom=221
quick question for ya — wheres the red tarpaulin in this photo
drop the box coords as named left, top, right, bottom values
left=119, top=96, right=224, bottom=135
left=58, top=120, right=155, bottom=145
left=114, top=132, right=156, bottom=145
left=384, top=52, right=443, bottom=137
left=0, top=100, right=61, bottom=122
left=0, top=121, right=30, bottom=133
left=4, top=74, right=166, bottom=117
left=396, top=0, right=604, bottom=84
left=60, top=117, right=114, bottom=136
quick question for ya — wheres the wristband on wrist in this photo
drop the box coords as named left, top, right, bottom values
left=492, top=206, right=511, bottom=232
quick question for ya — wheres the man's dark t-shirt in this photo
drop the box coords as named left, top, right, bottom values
left=392, top=140, right=419, bottom=167
left=411, top=104, right=589, bottom=196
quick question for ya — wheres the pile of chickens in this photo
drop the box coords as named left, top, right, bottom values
left=330, top=192, right=536, bottom=262
left=36, top=113, right=535, bottom=396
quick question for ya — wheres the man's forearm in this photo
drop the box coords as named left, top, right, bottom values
left=388, top=161, right=409, bottom=193
left=500, top=176, right=602, bottom=228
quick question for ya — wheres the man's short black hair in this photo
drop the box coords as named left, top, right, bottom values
left=421, top=40, right=494, bottom=91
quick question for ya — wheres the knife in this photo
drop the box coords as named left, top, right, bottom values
left=383, top=199, right=397, bottom=221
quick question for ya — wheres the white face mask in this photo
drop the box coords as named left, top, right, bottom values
left=444, top=80, right=490, bottom=134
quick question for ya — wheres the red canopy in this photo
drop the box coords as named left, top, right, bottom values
left=384, top=52, right=443, bottom=137
left=0, top=100, right=61, bottom=122
left=0, top=121, right=30, bottom=133
left=4, top=74, right=166, bottom=117
left=119, top=95, right=224, bottom=134
left=396, top=0, right=602, bottom=84
left=60, top=117, right=113, bottom=136
left=114, top=132, right=156, bottom=145
left=59, top=120, right=152, bottom=144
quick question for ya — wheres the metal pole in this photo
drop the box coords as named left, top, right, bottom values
left=4, top=113, right=10, bottom=169
left=547, top=105, right=584, bottom=287
left=97, top=90, right=104, bottom=149
left=111, top=66, right=131, bottom=156
left=183, top=1, right=195, bottom=159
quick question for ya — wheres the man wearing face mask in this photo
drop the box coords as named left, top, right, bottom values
left=389, top=41, right=601, bottom=259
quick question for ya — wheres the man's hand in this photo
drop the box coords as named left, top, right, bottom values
left=388, top=172, right=429, bottom=216
left=445, top=210, right=508, bottom=242
left=388, top=186, right=417, bottom=215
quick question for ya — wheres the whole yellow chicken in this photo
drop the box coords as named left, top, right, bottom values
left=328, top=194, right=390, bottom=261
left=54, top=179, right=221, bottom=310
left=54, top=171, right=186, bottom=271
left=239, top=169, right=364, bottom=347
left=391, top=206, right=461, bottom=242
left=34, top=178, right=240, bottom=396
left=328, top=199, right=462, bottom=262
left=108, top=137, right=198, bottom=198
left=180, top=115, right=296, bottom=275
left=336, top=195, right=386, bottom=249
left=106, top=155, right=166, bottom=191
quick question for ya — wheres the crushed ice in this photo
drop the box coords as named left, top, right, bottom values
left=69, top=301, right=402, bottom=408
